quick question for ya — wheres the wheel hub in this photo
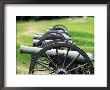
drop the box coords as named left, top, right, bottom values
left=56, top=68, right=67, bottom=74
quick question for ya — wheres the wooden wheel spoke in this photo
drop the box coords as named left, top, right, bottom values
left=62, top=47, right=70, bottom=68
left=37, top=61, right=54, bottom=71
left=68, top=63, right=88, bottom=72
left=44, top=53, right=57, bottom=69
left=56, top=48, right=60, bottom=68
left=65, top=53, right=80, bottom=69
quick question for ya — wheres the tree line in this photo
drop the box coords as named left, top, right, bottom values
left=16, top=16, right=70, bottom=21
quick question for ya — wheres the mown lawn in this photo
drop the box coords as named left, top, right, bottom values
left=16, top=17, right=94, bottom=74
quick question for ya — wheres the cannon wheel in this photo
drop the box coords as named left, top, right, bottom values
left=53, top=24, right=68, bottom=31
left=33, top=33, right=67, bottom=47
left=52, top=24, right=70, bottom=36
left=31, top=34, right=68, bottom=73
left=44, top=31, right=65, bottom=38
left=29, top=41, right=94, bottom=74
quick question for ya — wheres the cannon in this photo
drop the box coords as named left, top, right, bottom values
left=20, top=45, right=93, bottom=63
left=20, top=24, right=94, bottom=74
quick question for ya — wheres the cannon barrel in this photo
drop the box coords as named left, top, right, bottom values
left=33, top=33, right=71, bottom=40
left=33, top=34, right=43, bottom=39
left=33, top=39, right=73, bottom=44
left=20, top=45, right=93, bottom=63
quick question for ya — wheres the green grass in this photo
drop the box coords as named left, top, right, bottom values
left=16, top=17, right=94, bottom=74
